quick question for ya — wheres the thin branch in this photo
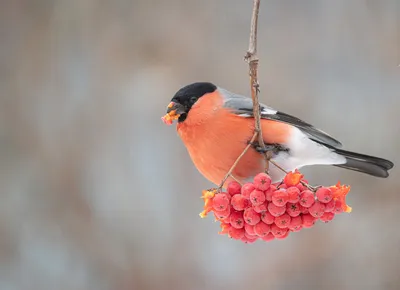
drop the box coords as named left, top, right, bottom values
left=244, top=0, right=271, bottom=167
left=215, top=0, right=318, bottom=193
left=217, top=0, right=282, bottom=190
left=246, top=0, right=260, bottom=57
left=218, top=0, right=265, bottom=190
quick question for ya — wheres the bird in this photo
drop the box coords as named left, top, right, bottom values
left=161, top=82, right=394, bottom=186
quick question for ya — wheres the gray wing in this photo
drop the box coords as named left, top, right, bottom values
left=219, top=87, right=343, bottom=148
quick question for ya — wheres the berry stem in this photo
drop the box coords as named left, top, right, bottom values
left=269, top=159, right=288, bottom=174
left=230, top=174, right=244, bottom=186
left=301, top=182, right=319, bottom=192
left=218, top=131, right=258, bottom=190
left=269, top=159, right=318, bottom=191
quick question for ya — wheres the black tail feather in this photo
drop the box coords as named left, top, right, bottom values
left=333, top=148, right=394, bottom=178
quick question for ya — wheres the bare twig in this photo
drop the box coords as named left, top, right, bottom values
left=218, top=0, right=290, bottom=190
left=244, top=0, right=272, bottom=167
left=243, top=1, right=314, bottom=191
left=245, top=0, right=260, bottom=59
left=215, top=0, right=318, bottom=193
left=218, top=0, right=266, bottom=190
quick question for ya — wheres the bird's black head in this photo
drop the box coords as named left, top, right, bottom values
left=162, top=82, right=217, bottom=124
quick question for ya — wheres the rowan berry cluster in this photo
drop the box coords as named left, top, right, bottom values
left=200, top=171, right=351, bottom=243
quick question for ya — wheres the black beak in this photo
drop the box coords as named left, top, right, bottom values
left=162, top=101, right=188, bottom=125
left=167, top=102, right=187, bottom=115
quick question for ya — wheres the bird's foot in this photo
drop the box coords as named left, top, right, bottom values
left=248, top=141, right=288, bottom=154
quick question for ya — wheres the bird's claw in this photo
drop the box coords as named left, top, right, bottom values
left=248, top=141, right=288, bottom=154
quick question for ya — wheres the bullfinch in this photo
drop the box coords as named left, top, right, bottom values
left=161, top=82, right=394, bottom=185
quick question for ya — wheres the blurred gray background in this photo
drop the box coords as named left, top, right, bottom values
left=0, top=1, right=399, bottom=290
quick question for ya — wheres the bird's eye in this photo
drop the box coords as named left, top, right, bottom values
left=190, top=97, right=198, bottom=104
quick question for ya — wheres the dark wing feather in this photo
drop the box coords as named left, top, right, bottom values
left=220, top=88, right=342, bottom=148
left=263, top=111, right=343, bottom=148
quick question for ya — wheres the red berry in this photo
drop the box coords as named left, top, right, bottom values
left=265, top=185, right=277, bottom=201
left=253, top=202, right=268, bottom=213
left=316, top=187, right=333, bottom=203
left=214, top=206, right=231, bottom=219
left=261, top=233, right=275, bottom=242
left=296, top=183, right=306, bottom=192
left=241, top=236, right=249, bottom=243
left=241, top=183, right=255, bottom=199
left=268, top=202, right=286, bottom=217
left=271, top=224, right=288, bottom=238
left=243, top=208, right=261, bottom=225
left=254, top=222, right=271, bottom=237
left=241, top=236, right=258, bottom=244
left=283, top=170, right=303, bottom=187
left=272, top=190, right=289, bottom=206
left=214, top=211, right=230, bottom=223
left=324, top=199, right=336, bottom=212
left=253, top=173, right=271, bottom=191
left=250, top=189, right=266, bottom=206
left=288, top=216, right=302, bottom=232
left=229, top=211, right=245, bottom=229
left=299, top=190, right=315, bottom=208
left=286, top=202, right=301, bottom=217
left=309, top=201, right=326, bottom=218
left=212, top=193, right=230, bottom=211
left=287, top=187, right=300, bottom=203
left=228, top=227, right=245, bottom=239
left=227, top=181, right=242, bottom=196
left=320, top=212, right=335, bottom=223
left=300, top=204, right=309, bottom=214
left=244, top=223, right=256, bottom=236
left=274, top=213, right=291, bottom=228
left=248, top=237, right=259, bottom=243
left=261, top=211, right=275, bottom=224
left=302, top=214, right=317, bottom=228
left=231, top=194, right=249, bottom=211
left=333, top=200, right=344, bottom=213
left=244, top=230, right=258, bottom=240
left=276, top=230, right=290, bottom=240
